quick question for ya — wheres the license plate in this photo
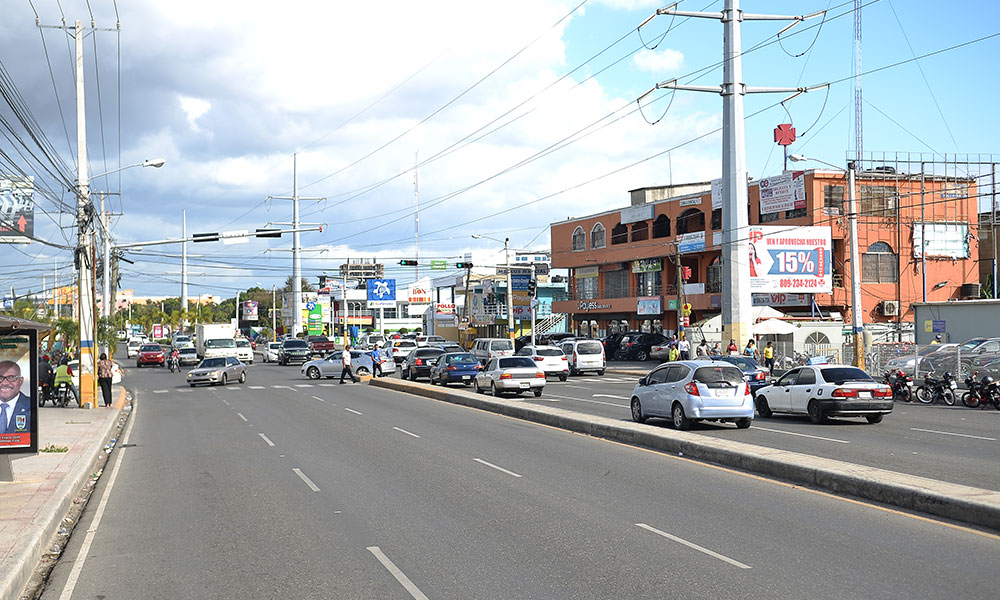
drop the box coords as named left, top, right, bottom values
left=462, top=375, right=470, bottom=380
left=858, top=391, right=872, bottom=398
left=906, top=381, right=914, bottom=386
left=519, top=382, right=530, bottom=389
left=949, top=381, right=958, bottom=389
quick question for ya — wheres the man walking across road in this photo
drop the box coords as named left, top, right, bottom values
left=370, top=345, right=382, bottom=378
left=339, top=345, right=358, bottom=384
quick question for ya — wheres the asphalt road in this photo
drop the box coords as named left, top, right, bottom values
left=40, top=361, right=1000, bottom=599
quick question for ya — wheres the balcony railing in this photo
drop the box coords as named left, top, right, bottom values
left=563, top=282, right=709, bottom=301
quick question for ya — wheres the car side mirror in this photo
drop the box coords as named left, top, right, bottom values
left=638, top=376, right=648, bottom=386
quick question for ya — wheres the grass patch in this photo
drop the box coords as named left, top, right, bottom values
left=40, top=444, right=69, bottom=453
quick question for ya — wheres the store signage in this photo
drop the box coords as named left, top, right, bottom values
left=577, top=301, right=611, bottom=311
left=758, top=171, right=806, bottom=215
left=620, top=204, right=653, bottom=225
left=752, top=293, right=810, bottom=307
left=631, top=258, right=662, bottom=273
left=407, top=279, right=432, bottom=304
left=677, top=231, right=706, bottom=254
left=511, top=274, right=531, bottom=291
left=682, top=283, right=705, bottom=295
left=748, top=226, right=832, bottom=293
left=679, top=197, right=702, bottom=207
left=435, top=303, right=456, bottom=315
left=575, top=266, right=599, bottom=278
left=637, top=296, right=661, bottom=315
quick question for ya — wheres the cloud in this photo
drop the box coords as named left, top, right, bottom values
left=178, top=96, right=211, bottom=133
left=632, top=48, right=685, bottom=73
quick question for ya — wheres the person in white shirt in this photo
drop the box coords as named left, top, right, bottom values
left=339, top=345, right=358, bottom=384
left=695, top=339, right=708, bottom=358
left=677, top=336, right=691, bottom=360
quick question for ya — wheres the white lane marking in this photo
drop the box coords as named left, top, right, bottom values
left=177, top=389, right=192, bottom=393
left=236, top=412, right=248, bottom=422
left=249, top=385, right=265, bottom=390
left=636, top=523, right=751, bottom=569
left=544, top=394, right=624, bottom=408
left=59, top=380, right=140, bottom=600
left=292, top=468, right=320, bottom=492
left=258, top=433, right=275, bottom=446
left=594, top=393, right=630, bottom=400
left=312, top=395, right=326, bottom=402
left=752, top=426, right=851, bottom=444
left=272, top=385, right=293, bottom=389
left=344, top=407, right=363, bottom=415
left=393, top=426, right=421, bottom=438
left=473, top=458, right=522, bottom=478
left=565, top=385, right=591, bottom=390
left=295, top=383, right=314, bottom=388
left=221, top=398, right=231, bottom=406
left=319, top=383, right=336, bottom=387
left=911, top=427, right=997, bottom=441
left=367, top=546, right=430, bottom=600
left=152, top=390, right=168, bottom=394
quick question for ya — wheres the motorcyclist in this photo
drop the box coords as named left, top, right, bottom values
left=169, top=348, right=180, bottom=371
left=38, top=354, right=54, bottom=403
left=931, top=334, right=942, bottom=345
left=53, top=357, right=79, bottom=407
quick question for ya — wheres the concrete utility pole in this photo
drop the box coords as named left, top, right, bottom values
left=641, top=1, right=824, bottom=349
left=847, top=162, right=865, bottom=370
left=530, top=262, right=537, bottom=347
left=182, top=209, right=188, bottom=330
left=505, top=238, right=514, bottom=341
left=75, top=20, right=97, bottom=408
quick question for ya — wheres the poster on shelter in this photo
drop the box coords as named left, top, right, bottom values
left=748, top=226, right=832, bottom=294
left=0, top=331, right=37, bottom=453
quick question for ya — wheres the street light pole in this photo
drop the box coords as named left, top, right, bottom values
left=505, top=238, right=514, bottom=342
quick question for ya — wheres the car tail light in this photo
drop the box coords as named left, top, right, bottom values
left=873, top=387, right=892, bottom=398
left=535, top=372, right=545, bottom=378
left=574, top=352, right=579, bottom=361
left=754, top=372, right=766, bottom=381
left=743, top=383, right=751, bottom=396
left=533, top=356, right=544, bottom=361
left=684, top=382, right=700, bottom=396
left=561, top=356, right=567, bottom=361
left=831, top=388, right=859, bottom=398
left=500, top=373, right=512, bottom=380
left=415, top=358, right=423, bottom=366
left=476, top=364, right=484, bottom=370
left=446, top=366, right=457, bottom=371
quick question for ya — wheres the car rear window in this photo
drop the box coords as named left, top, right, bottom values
left=140, top=345, right=161, bottom=352
left=491, top=340, right=514, bottom=351
left=819, top=367, right=873, bottom=384
left=206, top=339, right=236, bottom=349
left=499, top=357, right=536, bottom=369
left=446, top=353, right=479, bottom=364
left=200, top=358, right=226, bottom=368
left=396, top=341, right=416, bottom=348
left=576, top=341, right=603, bottom=355
left=693, top=366, right=744, bottom=387
left=535, top=348, right=564, bottom=357
left=283, top=340, right=307, bottom=349
left=236, top=340, right=250, bottom=347
left=416, top=348, right=445, bottom=357
left=179, top=348, right=197, bottom=355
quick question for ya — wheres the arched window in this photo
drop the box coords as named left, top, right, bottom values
left=590, top=223, right=606, bottom=249
left=611, top=222, right=628, bottom=245
left=652, top=214, right=671, bottom=238
left=630, top=221, right=649, bottom=242
left=676, top=208, right=705, bottom=235
left=571, top=226, right=585, bottom=251
left=862, top=242, right=898, bottom=283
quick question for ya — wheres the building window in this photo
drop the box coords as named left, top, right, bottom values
left=576, top=275, right=598, bottom=299
left=785, top=207, right=807, bottom=219
left=759, top=211, right=780, bottom=223
left=571, top=226, right=585, bottom=251
left=652, top=215, right=671, bottom=238
left=604, top=269, right=629, bottom=298
left=611, top=222, right=628, bottom=245
left=676, top=209, right=705, bottom=235
left=383, top=307, right=398, bottom=319
left=824, top=184, right=844, bottom=215
left=862, top=241, right=898, bottom=283
left=591, top=223, right=606, bottom=249
left=631, top=221, right=649, bottom=242
left=636, top=270, right=661, bottom=296
left=711, top=208, right=722, bottom=230
left=706, top=256, right=722, bottom=293
left=859, top=185, right=897, bottom=217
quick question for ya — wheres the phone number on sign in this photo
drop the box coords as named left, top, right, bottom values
left=778, top=278, right=824, bottom=289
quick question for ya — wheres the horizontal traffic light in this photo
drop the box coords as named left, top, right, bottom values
left=399, top=260, right=418, bottom=266
left=455, top=262, right=474, bottom=269
left=256, top=228, right=282, bottom=239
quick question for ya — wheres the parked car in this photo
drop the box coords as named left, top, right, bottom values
left=615, top=332, right=668, bottom=361
left=515, top=345, right=569, bottom=381
left=703, top=355, right=770, bottom=398
left=278, top=339, right=311, bottom=365
left=358, top=333, right=386, bottom=350
left=602, top=331, right=641, bottom=360
left=306, top=335, right=337, bottom=357
left=126, top=339, right=143, bottom=358
left=187, top=356, right=247, bottom=387
left=428, top=352, right=483, bottom=386
left=416, top=335, right=447, bottom=347
left=470, top=338, right=515, bottom=365
left=474, top=356, right=545, bottom=397
left=387, top=339, right=419, bottom=364
left=753, top=364, right=892, bottom=424
left=630, top=361, right=754, bottom=430
left=177, top=347, right=200, bottom=366
left=262, top=341, right=282, bottom=363
left=234, top=338, right=254, bottom=364
left=559, top=339, right=606, bottom=376
left=927, top=337, right=1000, bottom=378
left=539, top=332, right=578, bottom=347
left=884, top=344, right=955, bottom=376
left=136, top=344, right=165, bottom=368
left=301, top=351, right=381, bottom=379
left=400, top=347, right=446, bottom=381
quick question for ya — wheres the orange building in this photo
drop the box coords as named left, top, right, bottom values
left=551, top=167, right=980, bottom=338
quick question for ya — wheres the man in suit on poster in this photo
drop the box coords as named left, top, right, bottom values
left=0, top=360, right=31, bottom=438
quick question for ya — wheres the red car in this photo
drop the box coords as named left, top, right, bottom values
left=137, top=344, right=165, bottom=368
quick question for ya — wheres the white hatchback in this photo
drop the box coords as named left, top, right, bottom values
left=515, top=345, right=569, bottom=381
left=559, top=339, right=606, bottom=376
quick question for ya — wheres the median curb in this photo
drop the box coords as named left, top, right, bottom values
left=370, top=377, right=1000, bottom=531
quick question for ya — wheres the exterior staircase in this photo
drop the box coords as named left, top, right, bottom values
left=534, top=313, right=566, bottom=336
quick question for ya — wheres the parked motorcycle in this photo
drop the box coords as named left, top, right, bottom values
left=884, top=369, right=914, bottom=402
left=962, top=373, right=1000, bottom=409
left=915, top=371, right=957, bottom=406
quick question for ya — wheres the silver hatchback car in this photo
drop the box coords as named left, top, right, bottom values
left=474, top=356, right=546, bottom=397
left=630, top=360, right=753, bottom=430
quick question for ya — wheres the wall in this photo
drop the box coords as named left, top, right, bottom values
left=912, top=300, right=1000, bottom=345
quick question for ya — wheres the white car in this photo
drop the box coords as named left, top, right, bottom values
left=262, top=341, right=282, bottom=363
left=126, top=340, right=142, bottom=358
left=515, top=345, right=569, bottom=381
left=235, top=338, right=254, bottom=364
left=559, top=339, right=606, bottom=376
left=474, top=356, right=546, bottom=397
left=753, top=364, right=893, bottom=424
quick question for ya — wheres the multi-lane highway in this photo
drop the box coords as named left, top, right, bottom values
left=41, top=360, right=999, bottom=599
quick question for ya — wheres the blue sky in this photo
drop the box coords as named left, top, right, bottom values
left=1, top=0, right=997, bottom=301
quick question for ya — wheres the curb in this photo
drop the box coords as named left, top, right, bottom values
left=370, top=377, right=1000, bottom=531
left=0, top=387, right=131, bottom=600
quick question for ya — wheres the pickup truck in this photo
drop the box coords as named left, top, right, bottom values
left=307, top=335, right=337, bottom=357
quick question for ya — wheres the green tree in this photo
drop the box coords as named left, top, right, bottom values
left=282, top=277, right=315, bottom=293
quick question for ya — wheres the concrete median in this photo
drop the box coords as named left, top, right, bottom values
left=370, top=377, right=1000, bottom=531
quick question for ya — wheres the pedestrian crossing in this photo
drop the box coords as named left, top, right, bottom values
left=570, top=376, right=638, bottom=384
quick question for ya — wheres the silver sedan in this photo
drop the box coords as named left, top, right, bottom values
left=187, top=356, right=247, bottom=387
left=300, top=351, right=396, bottom=379
left=474, top=356, right=546, bottom=397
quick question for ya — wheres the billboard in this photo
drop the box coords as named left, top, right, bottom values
left=758, top=171, right=805, bottom=215
left=407, top=279, right=431, bottom=304
left=0, top=176, right=34, bottom=241
left=637, top=296, right=661, bottom=315
left=0, top=330, right=37, bottom=453
left=366, top=279, right=396, bottom=309
left=677, top=231, right=706, bottom=254
left=242, top=301, right=259, bottom=321
left=748, top=226, right=832, bottom=293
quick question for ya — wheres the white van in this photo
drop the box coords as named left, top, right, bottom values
left=560, top=339, right=606, bottom=376
left=471, top=338, right=515, bottom=364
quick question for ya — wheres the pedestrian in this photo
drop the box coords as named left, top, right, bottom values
left=696, top=339, right=708, bottom=358
left=370, top=345, right=382, bottom=378
left=762, top=341, right=775, bottom=373
left=38, top=354, right=54, bottom=403
left=668, top=345, right=679, bottom=362
left=710, top=342, right=722, bottom=355
left=678, top=335, right=691, bottom=360
left=339, top=344, right=358, bottom=384
left=727, top=338, right=739, bottom=356
left=97, top=352, right=114, bottom=407
left=744, top=338, right=758, bottom=361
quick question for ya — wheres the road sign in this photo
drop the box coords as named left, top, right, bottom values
left=495, top=266, right=532, bottom=276
left=511, top=274, right=530, bottom=291
left=430, top=260, right=447, bottom=270
left=532, top=262, right=550, bottom=276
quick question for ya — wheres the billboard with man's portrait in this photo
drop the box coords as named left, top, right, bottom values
left=0, top=330, right=37, bottom=453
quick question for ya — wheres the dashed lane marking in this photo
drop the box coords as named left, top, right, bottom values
left=473, top=458, right=522, bottom=478
left=249, top=385, right=265, bottom=390
left=636, top=523, right=751, bottom=569
left=344, top=407, right=363, bottom=415
left=258, top=433, right=275, bottom=446
left=393, top=427, right=421, bottom=438
left=292, top=468, right=320, bottom=492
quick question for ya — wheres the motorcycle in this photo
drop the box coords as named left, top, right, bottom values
left=168, top=353, right=180, bottom=373
left=915, top=371, right=957, bottom=406
left=883, top=369, right=914, bottom=402
left=53, top=382, right=74, bottom=408
left=962, top=373, right=1000, bottom=409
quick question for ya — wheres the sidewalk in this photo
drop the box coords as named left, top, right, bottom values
left=0, top=386, right=129, bottom=600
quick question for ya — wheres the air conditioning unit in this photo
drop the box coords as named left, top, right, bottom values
left=881, top=300, right=899, bottom=316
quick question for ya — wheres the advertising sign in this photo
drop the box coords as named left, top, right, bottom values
left=749, top=226, right=832, bottom=293
left=242, top=300, right=259, bottom=321
left=1, top=297, right=12, bottom=310
left=711, top=178, right=723, bottom=210
left=752, top=293, right=810, bottom=307
left=637, top=296, right=661, bottom=315
left=407, top=279, right=432, bottom=304
left=511, top=274, right=531, bottom=291
left=307, top=303, right=323, bottom=336
left=758, top=171, right=806, bottom=215
left=631, top=258, right=662, bottom=273
left=366, top=278, right=397, bottom=309
left=677, top=231, right=706, bottom=254
left=912, top=222, right=970, bottom=258
left=621, top=204, right=654, bottom=225
left=0, top=176, right=34, bottom=241
left=0, top=330, right=37, bottom=453
left=152, top=324, right=163, bottom=339
left=435, top=303, right=456, bottom=321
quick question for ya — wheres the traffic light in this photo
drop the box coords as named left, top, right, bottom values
left=455, top=262, right=474, bottom=269
left=528, top=279, right=536, bottom=296
left=318, top=275, right=327, bottom=287
left=399, top=260, right=418, bottom=266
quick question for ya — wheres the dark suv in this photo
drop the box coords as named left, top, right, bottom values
left=603, top=331, right=642, bottom=360
left=278, top=339, right=311, bottom=365
left=614, top=332, right=667, bottom=361
left=400, top=347, right=446, bottom=381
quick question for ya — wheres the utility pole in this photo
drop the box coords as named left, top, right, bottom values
left=676, top=242, right=685, bottom=340
left=182, top=209, right=188, bottom=331
left=414, top=152, right=420, bottom=281
left=75, top=20, right=97, bottom=408
left=847, top=161, right=865, bottom=370
left=530, top=262, right=537, bottom=347
left=53, top=258, right=58, bottom=319
left=642, top=1, right=824, bottom=349
left=505, top=238, right=514, bottom=341
left=100, top=193, right=110, bottom=318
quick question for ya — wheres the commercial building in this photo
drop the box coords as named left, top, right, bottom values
left=551, top=161, right=981, bottom=342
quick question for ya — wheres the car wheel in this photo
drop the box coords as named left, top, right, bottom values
left=463, top=381, right=471, bottom=386
left=597, top=370, right=605, bottom=376
left=356, top=367, right=370, bottom=377
left=756, top=397, right=773, bottom=418
left=631, top=397, right=646, bottom=423
left=558, top=374, right=567, bottom=382
left=221, top=374, right=228, bottom=386
left=637, top=350, right=649, bottom=361
left=672, top=403, right=691, bottom=431
left=491, top=382, right=502, bottom=397
left=475, top=379, right=483, bottom=394
left=307, top=366, right=321, bottom=380
left=429, top=375, right=437, bottom=386
left=533, top=388, right=542, bottom=397
left=865, top=414, right=884, bottom=424
left=569, top=367, right=578, bottom=376
left=735, top=417, right=752, bottom=429
left=807, top=400, right=828, bottom=424
left=238, top=371, right=247, bottom=384
left=401, top=369, right=409, bottom=380
left=409, top=368, right=417, bottom=381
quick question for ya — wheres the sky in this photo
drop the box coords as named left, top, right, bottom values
left=1, top=0, right=998, bottom=302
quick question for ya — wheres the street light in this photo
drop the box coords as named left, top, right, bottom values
left=788, top=154, right=865, bottom=370
left=472, top=234, right=515, bottom=342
